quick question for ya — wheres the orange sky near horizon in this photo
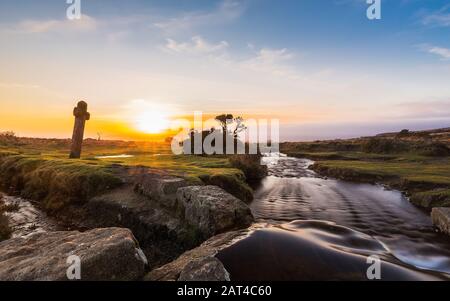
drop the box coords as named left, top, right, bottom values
left=0, top=104, right=299, bottom=141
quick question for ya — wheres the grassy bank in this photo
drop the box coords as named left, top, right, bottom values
left=0, top=136, right=265, bottom=211
left=0, top=151, right=123, bottom=211
left=281, top=128, right=450, bottom=209
left=94, top=153, right=260, bottom=202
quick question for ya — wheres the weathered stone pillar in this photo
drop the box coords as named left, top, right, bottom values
left=69, top=101, right=90, bottom=159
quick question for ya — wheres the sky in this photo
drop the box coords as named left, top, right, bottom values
left=0, top=0, right=449, bottom=141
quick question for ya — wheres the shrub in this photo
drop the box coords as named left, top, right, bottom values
left=0, top=131, right=15, bottom=138
left=417, top=142, right=450, bottom=157
left=361, top=138, right=408, bottom=154
left=229, top=154, right=268, bottom=181
left=0, top=131, right=18, bottom=146
left=396, top=129, right=410, bottom=138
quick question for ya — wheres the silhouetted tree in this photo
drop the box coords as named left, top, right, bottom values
left=215, top=114, right=234, bottom=134
left=215, top=114, right=247, bottom=154
left=215, top=114, right=233, bottom=154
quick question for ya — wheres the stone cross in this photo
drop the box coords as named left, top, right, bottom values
left=69, top=101, right=90, bottom=159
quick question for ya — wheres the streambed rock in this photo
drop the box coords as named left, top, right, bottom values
left=178, top=256, right=230, bottom=281
left=176, top=186, right=254, bottom=237
left=432, top=207, right=450, bottom=236
left=0, top=228, right=147, bottom=281
left=145, top=229, right=249, bottom=281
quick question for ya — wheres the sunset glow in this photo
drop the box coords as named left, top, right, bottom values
left=135, top=111, right=171, bottom=134
left=0, top=0, right=449, bottom=141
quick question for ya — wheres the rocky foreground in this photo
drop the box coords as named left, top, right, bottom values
left=0, top=168, right=254, bottom=281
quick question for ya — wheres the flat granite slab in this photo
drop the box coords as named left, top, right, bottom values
left=431, top=207, right=450, bottom=236
left=0, top=228, right=147, bottom=281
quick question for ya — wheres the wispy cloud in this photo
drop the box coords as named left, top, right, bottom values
left=251, top=48, right=294, bottom=64
left=420, top=44, right=450, bottom=60
left=241, top=48, right=298, bottom=78
left=163, top=35, right=299, bottom=80
left=165, top=36, right=229, bottom=54
left=422, top=4, right=450, bottom=27
left=153, top=0, right=245, bottom=33
left=3, top=14, right=97, bottom=34
left=428, top=46, right=450, bottom=60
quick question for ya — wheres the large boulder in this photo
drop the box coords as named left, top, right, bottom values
left=432, top=207, right=450, bottom=236
left=0, top=228, right=147, bottom=281
left=176, top=186, right=254, bottom=237
left=82, top=186, right=204, bottom=269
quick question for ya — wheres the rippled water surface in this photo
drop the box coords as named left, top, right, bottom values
left=217, top=156, right=450, bottom=280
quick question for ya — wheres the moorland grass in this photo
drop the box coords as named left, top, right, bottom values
left=0, top=137, right=264, bottom=208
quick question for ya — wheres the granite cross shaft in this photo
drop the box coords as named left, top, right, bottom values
left=69, top=101, right=90, bottom=159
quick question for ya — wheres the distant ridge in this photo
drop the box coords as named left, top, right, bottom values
left=375, top=127, right=450, bottom=137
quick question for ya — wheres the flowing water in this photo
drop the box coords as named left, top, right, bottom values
left=217, top=156, right=450, bottom=280
left=1, top=195, right=65, bottom=238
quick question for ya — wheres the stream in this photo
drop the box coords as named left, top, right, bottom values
left=217, top=156, right=450, bottom=280
left=1, top=195, right=65, bottom=239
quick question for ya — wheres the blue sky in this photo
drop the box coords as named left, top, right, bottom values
left=0, top=0, right=449, bottom=140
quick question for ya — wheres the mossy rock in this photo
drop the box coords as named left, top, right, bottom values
left=228, top=154, right=268, bottom=181
left=410, top=189, right=450, bottom=209
left=199, top=173, right=253, bottom=203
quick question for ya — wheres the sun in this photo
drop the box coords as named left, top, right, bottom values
left=135, top=111, right=170, bottom=134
